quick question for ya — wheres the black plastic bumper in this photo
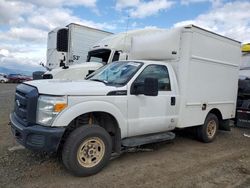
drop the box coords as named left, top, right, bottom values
left=10, top=113, right=65, bottom=152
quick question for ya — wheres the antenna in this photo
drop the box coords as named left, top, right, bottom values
left=123, top=14, right=130, bottom=52
left=125, top=14, right=130, bottom=33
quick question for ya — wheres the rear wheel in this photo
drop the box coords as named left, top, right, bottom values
left=62, top=125, right=112, bottom=176
left=197, top=113, right=218, bottom=143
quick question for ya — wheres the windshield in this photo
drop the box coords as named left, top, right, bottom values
left=87, top=49, right=111, bottom=64
left=87, top=61, right=143, bottom=86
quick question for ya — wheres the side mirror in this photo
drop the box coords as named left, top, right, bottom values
left=85, top=70, right=95, bottom=78
left=131, top=77, right=158, bottom=96
left=144, top=77, right=158, bottom=96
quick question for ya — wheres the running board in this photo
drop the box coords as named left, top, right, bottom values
left=122, top=132, right=175, bottom=147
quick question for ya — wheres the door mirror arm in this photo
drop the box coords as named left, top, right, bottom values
left=131, top=83, right=143, bottom=95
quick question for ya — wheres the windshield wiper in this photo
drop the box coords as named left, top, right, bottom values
left=90, top=78, right=108, bottom=84
left=105, top=81, right=123, bottom=86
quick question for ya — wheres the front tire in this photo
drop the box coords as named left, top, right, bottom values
left=197, top=113, right=218, bottom=143
left=62, top=125, right=112, bottom=176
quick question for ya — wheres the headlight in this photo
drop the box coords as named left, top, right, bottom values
left=37, top=95, right=67, bottom=126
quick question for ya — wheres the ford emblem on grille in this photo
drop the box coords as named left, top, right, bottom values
left=16, top=99, right=20, bottom=107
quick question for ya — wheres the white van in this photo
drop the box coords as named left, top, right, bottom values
left=0, top=74, right=8, bottom=83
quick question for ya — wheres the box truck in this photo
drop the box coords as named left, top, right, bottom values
left=235, top=44, right=250, bottom=128
left=239, top=43, right=250, bottom=79
left=43, top=28, right=164, bottom=79
left=10, top=25, right=241, bottom=176
left=44, top=23, right=112, bottom=72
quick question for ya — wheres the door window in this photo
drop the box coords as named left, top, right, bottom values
left=133, top=65, right=171, bottom=91
left=112, top=51, right=120, bottom=62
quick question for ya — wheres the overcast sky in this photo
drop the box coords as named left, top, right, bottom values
left=0, top=0, right=250, bottom=72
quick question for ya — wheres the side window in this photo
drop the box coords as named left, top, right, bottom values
left=134, top=65, right=171, bottom=91
left=112, top=51, right=120, bottom=62
left=89, top=57, right=103, bottom=63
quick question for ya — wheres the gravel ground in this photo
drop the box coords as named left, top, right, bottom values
left=0, top=83, right=249, bottom=188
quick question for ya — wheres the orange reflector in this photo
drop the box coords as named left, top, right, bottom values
left=54, top=103, right=67, bottom=112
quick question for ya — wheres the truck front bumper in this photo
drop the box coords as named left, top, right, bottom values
left=10, top=113, right=65, bottom=152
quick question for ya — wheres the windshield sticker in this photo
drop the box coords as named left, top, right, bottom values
left=127, top=62, right=140, bottom=67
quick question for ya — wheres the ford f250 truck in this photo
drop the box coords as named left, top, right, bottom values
left=10, top=25, right=241, bottom=176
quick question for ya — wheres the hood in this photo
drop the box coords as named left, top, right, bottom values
left=25, top=79, right=119, bottom=96
left=44, top=62, right=103, bottom=80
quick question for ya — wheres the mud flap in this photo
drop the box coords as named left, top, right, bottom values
left=219, top=119, right=231, bottom=131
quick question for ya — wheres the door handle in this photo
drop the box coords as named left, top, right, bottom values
left=171, top=97, right=176, bottom=106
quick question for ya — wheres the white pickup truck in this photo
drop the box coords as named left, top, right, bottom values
left=10, top=25, right=241, bottom=176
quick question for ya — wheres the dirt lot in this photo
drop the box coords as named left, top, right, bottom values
left=0, top=83, right=249, bottom=188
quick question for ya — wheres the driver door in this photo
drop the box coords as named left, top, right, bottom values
left=127, top=64, right=177, bottom=137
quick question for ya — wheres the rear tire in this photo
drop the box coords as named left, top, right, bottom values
left=197, top=113, right=218, bottom=143
left=62, top=125, right=112, bottom=176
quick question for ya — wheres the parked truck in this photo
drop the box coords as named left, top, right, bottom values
left=41, top=23, right=112, bottom=77
left=10, top=25, right=241, bottom=176
left=236, top=44, right=250, bottom=128
left=0, top=73, right=8, bottom=83
left=236, top=44, right=250, bottom=106
left=43, top=28, right=165, bottom=79
left=239, top=43, right=250, bottom=79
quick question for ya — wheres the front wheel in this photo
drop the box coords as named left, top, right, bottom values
left=197, top=113, right=219, bottom=143
left=62, top=125, right=112, bottom=176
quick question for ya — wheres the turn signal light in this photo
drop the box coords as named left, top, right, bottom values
left=54, top=103, right=67, bottom=112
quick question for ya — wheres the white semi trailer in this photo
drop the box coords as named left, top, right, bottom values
left=10, top=25, right=241, bottom=176
left=45, top=23, right=112, bottom=70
